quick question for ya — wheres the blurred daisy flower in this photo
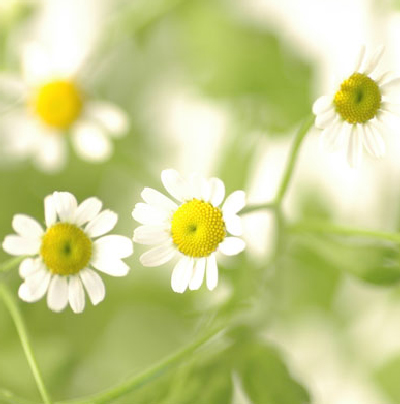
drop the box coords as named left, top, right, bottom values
left=0, top=42, right=129, bottom=172
left=133, top=169, right=246, bottom=293
left=2, top=191, right=133, bottom=313
left=313, top=46, right=400, bottom=167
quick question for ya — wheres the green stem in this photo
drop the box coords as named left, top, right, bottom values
left=288, top=221, right=400, bottom=243
left=0, top=389, right=37, bottom=404
left=0, top=256, right=25, bottom=272
left=240, top=202, right=276, bottom=215
left=0, top=284, right=52, bottom=404
left=275, top=114, right=315, bottom=206
left=61, top=326, right=226, bottom=404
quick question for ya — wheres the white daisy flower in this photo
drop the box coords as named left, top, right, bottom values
left=313, top=45, right=400, bottom=167
left=2, top=191, right=133, bottom=313
left=132, top=169, right=246, bottom=293
left=0, top=42, right=129, bottom=172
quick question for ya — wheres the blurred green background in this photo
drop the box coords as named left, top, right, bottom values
left=1, top=0, right=400, bottom=403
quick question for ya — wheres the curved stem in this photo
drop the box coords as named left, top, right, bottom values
left=0, top=389, right=37, bottom=404
left=240, top=202, right=276, bottom=215
left=275, top=114, right=315, bottom=206
left=0, top=284, right=52, bottom=404
left=288, top=221, right=400, bottom=243
left=61, top=325, right=226, bottom=404
left=0, top=256, right=25, bottom=272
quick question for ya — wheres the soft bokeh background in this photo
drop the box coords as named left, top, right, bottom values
left=2, top=0, right=400, bottom=403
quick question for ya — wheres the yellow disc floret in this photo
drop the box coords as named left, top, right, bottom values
left=334, top=73, right=381, bottom=124
left=171, top=199, right=226, bottom=258
left=32, top=80, right=83, bottom=129
left=40, top=223, right=92, bottom=275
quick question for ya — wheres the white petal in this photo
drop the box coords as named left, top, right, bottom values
left=363, top=45, right=385, bottom=76
left=319, top=119, right=342, bottom=151
left=224, top=214, right=243, bottom=236
left=53, top=192, right=78, bottom=222
left=347, top=125, right=363, bottom=168
left=133, top=225, right=170, bottom=245
left=380, top=77, right=400, bottom=90
left=380, top=101, right=400, bottom=116
left=19, top=258, right=41, bottom=278
left=47, top=275, right=69, bottom=312
left=68, top=276, right=85, bottom=314
left=141, top=188, right=177, bottom=211
left=33, top=135, right=67, bottom=173
left=363, top=124, right=385, bottom=158
left=161, top=169, right=191, bottom=202
left=72, top=121, right=112, bottom=162
left=80, top=268, right=105, bottom=305
left=206, top=254, right=218, bottom=291
left=353, top=45, right=365, bottom=72
left=171, top=256, right=193, bottom=293
left=44, top=195, right=57, bottom=227
left=22, top=42, right=52, bottom=84
left=312, top=96, right=332, bottom=115
left=85, top=210, right=118, bottom=238
left=91, top=257, right=130, bottom=277
left=12, top=214, right=43, bottom=238
left=222, top=191, right=245, bottom=215
left=85, top=101, right=129, bottom=137
left=315, top=108, right=336, bottom=129
left=3, top=235, right=40, bottom=256
left=218, top=237, right=245, bottom=256
left=132, top=203, right=170, bottom=225
left=74, top=197, right=103, bottom=226
left=139, top=242, right=176, bottom=267
left=189, top=258, right=206, bottom=291
left=94, top=235, right=133, bottom=259
left=18, top=271, right=51, bottom=303
left=208, top=178, right=225, bottom=207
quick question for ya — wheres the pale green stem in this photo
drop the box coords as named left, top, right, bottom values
left=275, top=114, right=315, bottom=206
left=288, top=221, right=400, bottom=244
left=240, top=202, right=276, bottom=215
left=0, top=284, right=52, bottom=404
left=61, top=326, right=227, bottom=404
left=0, top=388, right=37, bottom=404
left=0, top=255, right=25, bottom=272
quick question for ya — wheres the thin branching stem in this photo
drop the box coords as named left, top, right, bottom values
left=0, top=284, right=52, bottom=404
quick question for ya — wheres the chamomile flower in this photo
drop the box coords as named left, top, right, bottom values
left=133, top=169, right=246, bottom=293
left=0, top=42, right=129, bottom=172
left=2, top=192, right=133, bottom=313
left=313, top=46, right=400, bottom=167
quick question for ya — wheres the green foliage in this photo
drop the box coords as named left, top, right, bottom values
left=177, top=0, right=314, bottom=133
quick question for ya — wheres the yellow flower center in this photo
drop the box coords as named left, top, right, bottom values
left=40, top=223, right=92, bottom=275
left=334, top=73, right=381, bottom=124
left=171, top=199, right=226, bottom=258
left=32, top=80, right=83, bottom=130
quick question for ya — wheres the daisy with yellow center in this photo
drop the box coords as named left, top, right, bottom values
left=313, top=46, right=400, bottom=167
left=132, top=169, right=246, bottom=293
left=0, top=42, right=129, bottom=172
left=2, top=192, right=133, bottom=313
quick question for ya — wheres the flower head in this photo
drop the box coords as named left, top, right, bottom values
left=132, top=169, right=246, bottom=293
left=0, top=42, right=129, bottom=172
left=313, top=46, right=400, bottom=167
left=2, top=192, right=133, bottom=313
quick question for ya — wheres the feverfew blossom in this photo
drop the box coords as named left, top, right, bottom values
left=2, top=191, right=133, bottom=313
left=133, top=169, right=246, bottom=293
left=313, top=46, right=400, bottom=167
left=0, top=42, right=129, bottom=172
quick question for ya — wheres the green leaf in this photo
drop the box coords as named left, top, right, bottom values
left=233, top=335, right=310, bottom=404
left=177, top=0, right=313, bottom=133
left=375, top=355, right=400, bottom=403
